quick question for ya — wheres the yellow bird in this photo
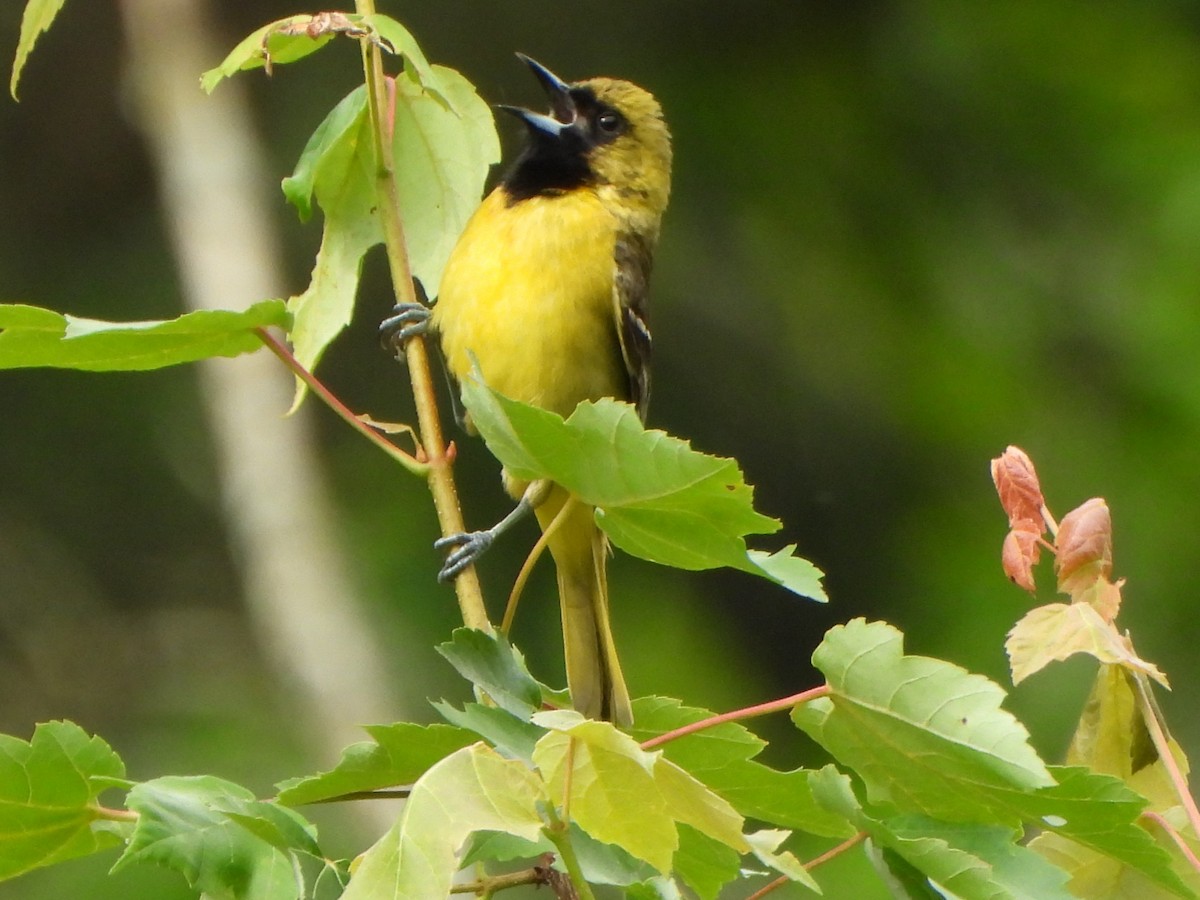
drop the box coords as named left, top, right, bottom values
left=385, top=55, right=671, bottom=726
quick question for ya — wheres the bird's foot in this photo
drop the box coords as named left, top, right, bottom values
left=379, top=302, right=431, bottom=361
left=434, top=529, right=497, bottom=582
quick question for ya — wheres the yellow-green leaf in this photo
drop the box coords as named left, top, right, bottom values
left=342, top=743, right=545, bottom=900
left=10, top=0, right=68, bottom=100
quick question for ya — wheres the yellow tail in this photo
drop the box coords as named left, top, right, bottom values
left=535, top=486, right=633, bottom=726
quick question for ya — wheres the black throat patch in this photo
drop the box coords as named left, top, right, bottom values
left=502, top=131, right=594, bottom=203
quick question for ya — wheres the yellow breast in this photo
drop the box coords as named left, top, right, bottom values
left=433, top=188, right=626, bottom=419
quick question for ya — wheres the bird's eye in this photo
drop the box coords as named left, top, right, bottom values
left=596, top=111, right=624, bottom=134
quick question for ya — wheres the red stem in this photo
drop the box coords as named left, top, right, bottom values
left=1132, top=673, right=1200, bottom=845
left=743, top=831, right=867, bottom=900
left=640, top=684, right=831, bottom=751
left=254, top=326, right=426, bottom=474
left=1143, top=811, right=1200, bottom=876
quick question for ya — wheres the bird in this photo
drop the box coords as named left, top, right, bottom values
left=383, top=54, right=672, bottom=726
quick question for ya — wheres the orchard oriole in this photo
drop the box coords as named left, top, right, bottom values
left=385, top=56, right=671, bottom=726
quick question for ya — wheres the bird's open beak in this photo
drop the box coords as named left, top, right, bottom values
left=497, top=54, right=577, bottom=137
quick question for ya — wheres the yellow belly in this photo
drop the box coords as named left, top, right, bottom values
left=433, top=189, right=626, bottom=419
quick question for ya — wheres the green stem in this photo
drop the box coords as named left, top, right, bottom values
left=352, top=0, right=490, bottom=632
left=640, top=684, right=831, bottom=750
left=91, top=805, right=139, bottom=823
left=255, top=327, right=427, bottom=475
left=542, top=812, right=596, bottom=900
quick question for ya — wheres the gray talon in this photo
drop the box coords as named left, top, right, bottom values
left=380, top=303, right=431, bottom=358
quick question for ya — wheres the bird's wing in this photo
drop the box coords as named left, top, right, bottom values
left=612, top=232, right=654, bottom=420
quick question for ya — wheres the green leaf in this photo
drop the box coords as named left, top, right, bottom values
left=200, top=15, right=352, bottom=93
left=865, top=842, right=947, bottom=899
left=1024, top=767, right=1192, bottom=897
left=793, top=618, right=1055, bottom=822
left=461, top=383, right=825, bottom=597
left=745, top=829, right=822, bottom=893
left=631, top=697, right=766, bottom=771
left=436, top=628, right=544, bottom=717
left=342, top=743, right=545, bottom=900
left=275, top=722, right=476, bottom=806
left=1067, top=666, right=1189, bottom=813
left=390, top=64, right=500, bottom=299
left=673, top=824, right=742, bottom=900
left=627, top=877, right=688, bottom=899
left=532, top=711, right=748, bottom=876
left=461, top=823, right=660, bottom=888
left=810, top=767, right=1073, bottom=900
left=0, top=302, right=287, bottom=371
left=433, top=701, right=545, bottom=761
left=798, top=628, right=1192, bottom=896
left=747, top=545, right=829, bottom=601
left=282, top=63, right=496, bottom=406
left=9, top=0, right=67, bottom=99
left=631, top=697, right=850, bottom=837
left=200, top=14, right=446, bottom=97
left=1031, top=823, right=1200, bottom=900
left=116, top=775, right=316, bottom=900
left=570, top=823, right=660, bottom=887
left=533, top=712, right=678, bottom=873
left=458, top=829, right=549, bottom=868
left=282, top=86, right=379, bottom=398
left=358, top=16, right=440, bottom=97
left=0, top=721, right=126, bottom=879
left=655, top=752, right=749, bottom=853
left=888, top=817, right=1074, bottom=900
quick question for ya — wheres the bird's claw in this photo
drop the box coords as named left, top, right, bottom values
left=379, top=302, right=431, bottom=360
left=434, top=529, right=496, bottom=582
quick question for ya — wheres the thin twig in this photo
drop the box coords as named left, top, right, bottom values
left=255, top=327, right=426, bottom=474
left=448, top=865, right=554, bottom=895
left=640, top=685, right=832, bottom=750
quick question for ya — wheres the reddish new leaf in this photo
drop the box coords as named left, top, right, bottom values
left=1055, top=498, right=1113, bottom=597
left=1001, top=520, right=1042, bottom=593
left=991, top=446, right=1045, bottom=528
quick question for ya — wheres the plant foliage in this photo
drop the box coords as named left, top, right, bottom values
left=2, top=6, right=1197, bottom=900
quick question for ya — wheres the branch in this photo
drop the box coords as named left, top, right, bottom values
left=353, top=0, right=489, bottom=632
left=448, top=860, right=564, bottom=896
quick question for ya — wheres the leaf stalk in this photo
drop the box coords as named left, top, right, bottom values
left=640, top=685, right=832, bottom=750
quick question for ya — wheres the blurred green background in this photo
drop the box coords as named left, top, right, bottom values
left=4, top=1, right=1200, bottom=897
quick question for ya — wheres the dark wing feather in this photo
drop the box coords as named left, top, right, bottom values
left=612, top=233, right=654, bottom=420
